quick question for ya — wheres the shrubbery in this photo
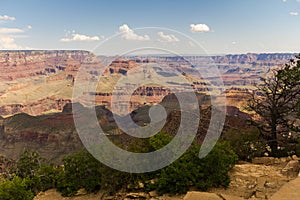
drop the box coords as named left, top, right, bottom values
left=126, top=132, right=238, bottom=194
left=13, top=149, right=61, bottom=194
left=155, top=142, right=238, bottom=194
left=0, top=132, right=238, bottom=197
left=56, top=150, right=102, bottom=196
left=223, top=127, right=266, bottom=161
left=16, top=149, right=43, bottom=179
left=0, top=177, right=34, bottom=200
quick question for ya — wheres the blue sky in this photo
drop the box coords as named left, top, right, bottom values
left=0, top=0, right=300, bottom=54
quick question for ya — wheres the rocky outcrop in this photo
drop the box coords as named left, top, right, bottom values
left=281, top=160, right=300, bottom=177
left=92, top=85, right=173, bottom=113
left=0, top=50, right=97, bottom=81
left=0, top=97, right=71, bottom=116
left=209, top=156, right=300, bottom=199
left=269, top=178, right=300, bottom=200
left=103, top=59, right=139, bottom=75
left=211, top=53, right=297, bottom=66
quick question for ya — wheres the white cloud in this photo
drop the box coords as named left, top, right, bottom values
left=0, top=15, right=32, bottom=50
left=60, top=33, right=103, bottom=42
left=0, top=36, right=31, bottom=50
left=0, top=27, right=24, bottom=34
left=0, top=15, right=16, bottom=21
left=27, top=25, right=32, bottom=30
left=283, top=0, right=300, bottom=2
left=0, top=36, right=19, bottom=49
left=119, top=24, right=150, bottom=41
left=190, top=24, right=210, bottom=33
left=157, top=32, right=179, bottom=42
left=290, top=11, right=299, bottom=16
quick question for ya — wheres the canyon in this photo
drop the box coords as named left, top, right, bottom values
left=0, top=51, right=299, bottom=199
left=0, top=50, right=296, bottom=117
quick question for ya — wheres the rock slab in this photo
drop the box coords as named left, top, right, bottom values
left=270, top=178, right=300, bottom=200
left=184, top=192, right=222, bottom=200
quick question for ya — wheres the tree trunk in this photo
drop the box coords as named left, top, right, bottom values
left=269, top=121, right=278, bottom=156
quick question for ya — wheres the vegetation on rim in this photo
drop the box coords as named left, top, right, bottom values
left=248, top=54, right=300, bottom=156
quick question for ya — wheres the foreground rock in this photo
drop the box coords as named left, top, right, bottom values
left=219, top=193, right=245, bottom=200
left=208, top=158, right=300, bottom=199
left=184, top=192, right=222, bottom=200
left=281, top=160, right=300, bottom=177
left=269, top=177, right=300, bottom=200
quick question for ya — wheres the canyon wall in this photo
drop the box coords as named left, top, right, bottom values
left=0, top=51, right=297, bottom=116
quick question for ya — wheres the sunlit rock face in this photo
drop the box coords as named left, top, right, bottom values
left=0, top=51, right=296, bottom=116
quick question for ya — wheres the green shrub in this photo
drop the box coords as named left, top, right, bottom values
left=15, top=149, right=54, bottom=195
left=54, top=132, right=237, bottom=196
left=0, top=177, right=34, bottom=200
left=57, top=150, right=102, bottom=196
left=223, top=127, right=266, bottom=161
left=35, top=164, right=61, bottom=192
left=155, top=142, right=238, bottom=194
left=149, top=131, right=173, bottom=150
left=99, top=165, right=132, bottom=194
left=16, top=149, right=44, bottom=179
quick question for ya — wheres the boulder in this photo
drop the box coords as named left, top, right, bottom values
left=269, top=178, right=300, bottom=200
left=279, top=157, right=287, bottom=163
left=252, top=157, right=275, bottom=165
left=75, top=188, right=87, bottom=196
left=103, top=196, right=115, bottom=200
left=281, top=160, right=300, bottom=177
left=138, top=181, right=144, bottom=188
left=274, top=158, right=280, bottom=164
left=149, top=191, right=158, bottom=197
left=292, top=155, right=299, bottom=161
left=184, top=192, right=222, bottom=200
left=219, top=193, right=245, bottom=200
left=125, top=192, right=149, bottom=199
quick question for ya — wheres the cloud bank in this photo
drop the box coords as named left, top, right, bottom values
left=190, top=24, right=210, bottom=32
left=157, top=31, right=179, bottom=42
left=0, top=15, right=16, bottom=21
left=119, top=24, right=150, bottom=41
left=60, top=33, right=103, bottom=42
left=0, top=28, right=24, bottom=34
left=290, top=11, right=299, bottom=16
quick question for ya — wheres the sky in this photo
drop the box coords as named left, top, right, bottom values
left=0, top=0, right=300, bottom=55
